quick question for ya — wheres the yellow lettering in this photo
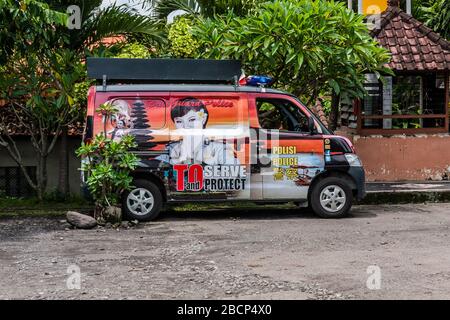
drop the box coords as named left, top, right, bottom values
left=272, top=157, right=298, bottom=166
left=272, top=146, right=297, bottom=155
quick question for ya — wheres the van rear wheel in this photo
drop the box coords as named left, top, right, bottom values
left=310, top=177, right=352, bottom=218
left=122, top=180, right=163, bottom=221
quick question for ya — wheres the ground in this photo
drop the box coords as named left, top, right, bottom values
left=1, top=202, right=450, bottom=300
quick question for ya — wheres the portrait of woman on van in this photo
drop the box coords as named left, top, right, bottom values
left=156, top=97, right=239, bottom=165
left=104, top=99, right=133, bottom=141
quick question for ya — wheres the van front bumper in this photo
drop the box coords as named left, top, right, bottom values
left=348, top=166, right=366, bottom=200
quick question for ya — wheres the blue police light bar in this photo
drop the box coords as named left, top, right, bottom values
left=244, top=75, right=274, bottom=86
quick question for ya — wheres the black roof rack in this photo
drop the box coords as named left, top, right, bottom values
left=87, top=58, right=242, bottom=86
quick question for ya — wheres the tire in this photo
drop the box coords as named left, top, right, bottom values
left=122, top=180, right=163, bottom=221
left=309, top=177, right=353, bottom=218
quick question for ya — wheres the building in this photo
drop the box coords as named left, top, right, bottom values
left=339, top=0, right=450, bottom=181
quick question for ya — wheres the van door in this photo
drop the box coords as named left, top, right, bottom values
left=165, top=92, right=251, bottom=201
left=249, top=94, right=325, bottom=200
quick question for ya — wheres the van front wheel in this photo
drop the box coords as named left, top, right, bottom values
left=310, top=177, right=352, bottom=218
left=122, top=180, right=163, bottom=221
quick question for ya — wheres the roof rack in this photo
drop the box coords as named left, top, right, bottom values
left=87, top=58, right=242, bottom=88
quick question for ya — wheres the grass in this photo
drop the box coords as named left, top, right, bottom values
left=0, top=196, right=92, bottom=218
left=2, top=190, right=450, bottom=219
left=0, top=196, right=299, bottom=218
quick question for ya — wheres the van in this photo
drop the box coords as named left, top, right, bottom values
left=83, top=58, right=365, bottom=220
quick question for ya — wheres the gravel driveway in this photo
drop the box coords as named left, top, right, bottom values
left=1, top=203, right=450, bottom=300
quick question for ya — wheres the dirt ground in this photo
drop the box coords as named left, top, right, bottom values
left=1, top=202, right=450, bottom=300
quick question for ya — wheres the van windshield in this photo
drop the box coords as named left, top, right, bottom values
left=291, top=96, right=332, bottom=135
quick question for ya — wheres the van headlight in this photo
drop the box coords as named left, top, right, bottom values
left=344, top=153, right=362, bottom=167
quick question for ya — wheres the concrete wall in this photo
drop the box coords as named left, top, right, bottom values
left=3, top=133, right=450, bottom=187
left=0, top=137, right=82, bottom=195
left=340, top=132, right=450, bottom=181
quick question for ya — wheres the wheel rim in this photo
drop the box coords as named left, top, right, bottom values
left=319, top=185, right=346, bottom=213
left=126, top=188, right=154, bottom=216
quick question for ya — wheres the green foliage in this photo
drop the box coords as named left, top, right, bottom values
left=0, top=0, right=68, bottom=64
left=116, top=43, right=152, bottom=58
left=167, top=16, right=200, bottom=57
left=321, top=99, right=332, bottom=116
left=193, top=0, right=392, bottom=104
left=420, top=0, right=449, bottom=39
left=76, top=104, right=139, bottom=211
left=0, top=0, right=165, bottom=200
left=44, top=0, right=164, bottom=53
left=73, top=78, right=93, bottom=110
left=1, top=48, right=84, bottom=128
left=407, top=0, right=448, bottom=39
left=153, top=0, right=261, bottom=19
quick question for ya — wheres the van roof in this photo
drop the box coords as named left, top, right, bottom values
left=95, top=84, right=289, bottom=95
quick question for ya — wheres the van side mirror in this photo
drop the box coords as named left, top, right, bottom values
left=308, top=117, right=316, bottom=135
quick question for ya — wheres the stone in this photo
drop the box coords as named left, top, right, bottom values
left=66, top=211, right=97, bottom=229
left=103, top=206, right=122, bottom=223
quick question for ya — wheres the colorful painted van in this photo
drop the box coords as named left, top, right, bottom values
left=83, top=58, right=365, bottom=220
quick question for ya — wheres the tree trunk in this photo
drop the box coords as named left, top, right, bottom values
left=329, top=93, right=340, bottom=131
left=36, top=155, right=44, bottom=201
left=36, top=137, right=49, bottom=201
left=57, top=126, right=69, bottom=198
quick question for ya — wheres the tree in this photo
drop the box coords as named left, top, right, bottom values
left=0, top=0, right=163, bottom=199
left=0, top=0, right=74, bottom=200
left=48, top=0, right=164, bottom=53
left=50, top=0, right=163, bottom=195
left=0, top=49, right=84, bottom=200
left=0, top=0, right=67, bottom=64
left=45, top=0, right=164, bottom=197
left=152, top=0, right=261, bottom=19
left=192, top=0, right=392, bottom=129
left=415, top=0, right=449, bottom=39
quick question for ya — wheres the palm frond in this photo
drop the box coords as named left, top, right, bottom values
left=82, top=4, right=165, bottom=48
left=153, top=0, right=200, bottom=20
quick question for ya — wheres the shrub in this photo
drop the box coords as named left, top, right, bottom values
left=76, top=103, right=139, bottom=222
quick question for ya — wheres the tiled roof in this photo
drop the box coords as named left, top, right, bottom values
left=371, top=6, right=450, bottom=71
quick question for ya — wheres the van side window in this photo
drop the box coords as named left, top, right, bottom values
left=256, top=98, right=309, bottom=132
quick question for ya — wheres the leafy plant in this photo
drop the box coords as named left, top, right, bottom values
left=408, top=0, right=449, bottom=40
left=167, top=16, right=200, bottom=57
left=391, top=103, right=422, bottom=129
left=116, top=42, right=152, bottom=58
left=152, top=0, right=261, bottom=19
left=76, top=103, right=139, bottom=221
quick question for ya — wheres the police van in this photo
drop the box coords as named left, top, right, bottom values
left=84, top=58, right=365, bottom=220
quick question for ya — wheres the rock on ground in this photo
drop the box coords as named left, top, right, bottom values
left=66, top=211, right=97, bottom=229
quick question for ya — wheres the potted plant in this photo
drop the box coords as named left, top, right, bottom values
left=76, top=103, right=138, bottom=224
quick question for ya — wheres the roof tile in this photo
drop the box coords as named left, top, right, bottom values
left=373, top=6, right=450, bottom=71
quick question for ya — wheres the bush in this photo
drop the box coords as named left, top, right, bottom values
left=76, top=103, right=139, bottom=221
left=167, top=16, right=200, bottom=58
